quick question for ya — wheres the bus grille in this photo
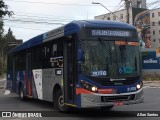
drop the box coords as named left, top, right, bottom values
left=99, top=80, right=136, bottom=86
left=86, top=76, right=140, bottom=86
left=101, top=95, right=135, bottom=102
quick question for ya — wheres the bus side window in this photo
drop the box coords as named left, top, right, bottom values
left=45, top=45, right=50, bottom=68
left=52, top=44, right=57, bottom=56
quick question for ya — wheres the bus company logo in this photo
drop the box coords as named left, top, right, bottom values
left=2, top=112, right=11, bottom=117
left=1, top=112, right=42, bottom=118
left=143, top=58, right=158, bottom=64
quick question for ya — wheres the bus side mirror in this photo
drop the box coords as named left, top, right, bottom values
left=78, top=50, right=85, bottom=62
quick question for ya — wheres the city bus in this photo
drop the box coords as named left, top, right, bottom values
left=6, top=20, right=143, bottom=111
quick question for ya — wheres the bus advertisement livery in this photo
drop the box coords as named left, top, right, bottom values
left=7, top=20, right=143, bottom=111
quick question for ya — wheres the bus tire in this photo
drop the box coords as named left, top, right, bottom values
left=100, top=106, right=114, bottom=111
left=55, top=89, right=69, bottom=112
left=19, top=85, right=27, bottom=101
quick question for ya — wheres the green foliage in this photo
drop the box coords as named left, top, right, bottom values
left=0, top=27, right=16, bottom=75
left=0, top=0, right=13, bottom=17
left=3, top=28, right=16, bottom=41
left=0, top=0, right=14, bottom=75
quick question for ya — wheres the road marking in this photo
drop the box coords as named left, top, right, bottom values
left=4, top=90, right=10, bottom=95
left=143, top=86, right=160, bottom=89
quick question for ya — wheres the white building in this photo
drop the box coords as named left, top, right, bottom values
left=95, top=8, right=133, bottom=25
left=150, top=8, right=160, bottom=48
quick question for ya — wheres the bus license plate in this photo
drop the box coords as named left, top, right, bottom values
left=114, top=101, right=124, bottom=106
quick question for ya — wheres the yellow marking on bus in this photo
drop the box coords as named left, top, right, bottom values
left=64, top=103, right=77, bottom=107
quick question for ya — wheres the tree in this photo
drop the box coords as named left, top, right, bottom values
left=0, top=0, right=13, bottom=17
left=0, top=0, right=13, bottom=75
left=4, top=28, right=16, bottom=41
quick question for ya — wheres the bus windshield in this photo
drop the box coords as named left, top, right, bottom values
left=79, top=38, right=141, bottom=78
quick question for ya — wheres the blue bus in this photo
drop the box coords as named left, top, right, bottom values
left=7, top=20, right=143, bottom=111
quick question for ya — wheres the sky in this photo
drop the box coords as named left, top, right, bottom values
left=3, top=0, right=157, bottom=42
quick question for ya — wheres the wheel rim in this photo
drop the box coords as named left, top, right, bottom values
left=58, top=95, right=64, bottom=107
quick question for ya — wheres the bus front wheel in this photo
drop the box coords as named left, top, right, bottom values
left=55, top=89, right=69, bottom=112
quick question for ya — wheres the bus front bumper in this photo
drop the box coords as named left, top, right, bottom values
left=80, top=88, right=143, bottom=108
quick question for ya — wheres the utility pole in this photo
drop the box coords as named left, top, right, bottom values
left=125, top=0, right=130, bottom=23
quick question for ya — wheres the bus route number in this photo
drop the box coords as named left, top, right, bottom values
left=127, top=87, right=136, bottom=92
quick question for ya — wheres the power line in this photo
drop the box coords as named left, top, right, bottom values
left=4, top=0, right=119, bottom=7
left=4, top=24, right=54, bottom=32
left=112, top=0, right=122, bottom=11
left=152, top=3, right=160, bottom=9
left=13, top=11, right=84, bottom=20
left=4, top=24, right=52, bottom=31
left=4, top=0, right=115, bottom=7
left=3, top=18, right=66, bottom=25
left=13, top=14, right=75, bottom=21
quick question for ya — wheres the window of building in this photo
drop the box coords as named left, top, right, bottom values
left=153, top=39, right=156, bottom=42
left=159, top=39, right=160, bottom=43
left=107, top=17, right=110, bottom=20
left=120, top=14, right=123, bottom=19
left=159, top=30, right=160, bottom=34
left=152, top=22, right=155, bottom=26
left=158, top=21, right=160, bottom=25
left=158, top=12, right=160, bottom=17
left=152, top=13, right=154, bottom=17
left=153, top=30, right=155, bottom=35
left=113, top=16, right=116, bottom=20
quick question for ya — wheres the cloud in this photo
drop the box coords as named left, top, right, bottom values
left=4, top=0, right=120, bottom=41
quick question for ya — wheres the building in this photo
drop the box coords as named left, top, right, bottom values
left=129, top=0, right=146, bottom=8
left=94, top=0, right=160, bottom=48
left=150, top=8, right=160, bottom=48
left=95, top=7, right=146, bottom=25
left=95, top=0, right=146, bottom=25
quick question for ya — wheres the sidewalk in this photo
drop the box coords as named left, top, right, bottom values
left=143, top=80, right=160, bottom=87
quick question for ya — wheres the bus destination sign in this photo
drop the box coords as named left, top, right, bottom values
left=91, top=30, right=131, bottom=37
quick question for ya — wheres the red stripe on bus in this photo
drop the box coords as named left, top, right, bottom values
left=27, top=81, right=31, bottom=96
left=76, top=88, right=92, bottom=95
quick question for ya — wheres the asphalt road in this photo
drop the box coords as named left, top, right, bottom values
left=0, top=80, right=160, bottom=120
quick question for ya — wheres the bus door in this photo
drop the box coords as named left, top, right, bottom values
left=63, top=36, right=76, bottom=105
left=26, top=51, right=32, bottom=96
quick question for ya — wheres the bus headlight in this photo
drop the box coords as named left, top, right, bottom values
left=136, top=84, right=141, bottom=89
left=91, top=86, right=97, bottom=92
left=80, top=80, right=98, bottom=93
left=136, top=81, right=143, bottom=90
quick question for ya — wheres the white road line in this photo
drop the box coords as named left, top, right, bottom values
left=143, top=86, right=160, bottom=89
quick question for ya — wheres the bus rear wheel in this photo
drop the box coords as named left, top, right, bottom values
left=55, top=89, right=69, bottom=112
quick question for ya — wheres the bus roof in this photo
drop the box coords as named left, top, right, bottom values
left=11, top=20, right=136, bottom=53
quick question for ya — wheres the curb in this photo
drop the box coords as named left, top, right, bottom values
left=0, top=86, right=4, bottom=89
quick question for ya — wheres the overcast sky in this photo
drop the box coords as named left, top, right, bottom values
left=3, top=0, right=156, bottom=42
